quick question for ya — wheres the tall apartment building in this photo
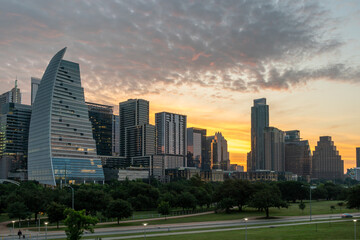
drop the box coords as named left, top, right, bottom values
left=250, top=98, right=269, bottom=171
left=119, top=99, right=149, bottom=157
left=86, top=102, right=113, bottom=156
left=264, top=127, right=285, bottom=172
left=357, top=147, right=360, bottom=168
left=125, top=124, right=155, bottom=158
left=284, top=130, right=312, bottom=178
left=31, top=77, right=41, bottom=105
left=28, top=48, right=104, bottom=186
left=312, top=136, right=344, bottom=180
left=187, top=127, right=206, bottom=169
left=206, top=132, right=230, bottom=170
left=155, top=112, right=187, bottom=173
left=0, top=103, right=31, bottom=180
left=0, top=80, right=21, bottom=112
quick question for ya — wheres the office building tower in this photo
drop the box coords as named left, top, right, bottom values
left=155, top=112, right=187, bottom=172
left=264, top=127, right=285, bottom=172
left=312, top=136, right=344, bottom=180
left=251, top=98, right=269, bottom=171
left=206, top=132, right=230, bottom=170
left=187, top=128, right=206, bottom=168
left=357, top=148, right=360, bottom=168
left=247, top=151, right=252, bottom=172
left=119, top=99, right=149, bottom=157
left=284, top=130, right=312, bottom=178
left=86, top=102, right=113, bottom=156
left=28, top=48, right=104, bottom=186
left=31, top=77, right=41, bottom=105
left=125, top=124, right=155, bottom=158
left=0, top=103, right=31, bottom=180
left=0, top=80, right=21, bottom=112
left=112, top=115, right=120, bottom=156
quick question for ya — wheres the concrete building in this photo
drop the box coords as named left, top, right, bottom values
left=0, top=80, right=21, bottom=112
left=119, top=99, right=149, bottom=157
left=86, top=102, right=113, bottom=156
left=187, top=127, right=206, bottom=169
left=125, top=124, right=155, bottom=161
left=28, top=48, right=104, bottom=185
left=31, top=77, right=41, bottom=105
left=0, top=103, right=31, bottom=180
left=284, top=130, right=312, bottom=179
left=250, top=98, right=269, bottom=171
left=206, top=132, right=230, bottom=170
left=264, top=127, right=285, bottom=172
left=312, top=136, right=344, bottom=180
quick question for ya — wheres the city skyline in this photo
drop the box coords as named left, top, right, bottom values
left=1, top=1, right=360, bottom=170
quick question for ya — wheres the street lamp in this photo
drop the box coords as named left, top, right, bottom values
left=309, top=186, right=316, bottom=221
left=244, top=218, right=248, bottom=240
left=12, top=220, right=15, bottom=238
left=45, top=222, right=48, bottom=240
left=65, top=184, right=74, bottom=209
left=143, top=223, right=148, bottom=239
left=354, top=220, right=357, bottom=240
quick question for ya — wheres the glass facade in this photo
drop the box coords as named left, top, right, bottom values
left=28, top=48, right=104, bottom=186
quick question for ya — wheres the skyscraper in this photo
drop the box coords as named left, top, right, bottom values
left=28, top=48, right=104, bottom=186
left=206, top=132, right=230, bottom=170
left=312, top=136, right=344, bottom=180
left=187, top=127, right=206, bottom=168
left=86, top=102, right=113, bottom=156
left=357, top=147, right=360, bottom=168
left=0, top=103, right=31, bottom=180
left=155, top=112, right=187, bottom=169
left=119, top=99, right=149, bottom=157
left=125, top=124, right=155, bottom=158
left=31, top=77, right=41, bottom=105
left=264, top=127, right=285, bottom=172
left=284, top=130, right=312, bottom=179
left=112, top=115, right=120, bottom=156
left=251, top=98, right=269, bottom=171
left=0, top=80, right=21, bottom=112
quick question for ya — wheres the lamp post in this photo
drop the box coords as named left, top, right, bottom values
left=244, top=218, right=248, bottom=240
left=354, top=220, right=357, bottom=240
left=12, top=220, right=15, bottom=238
left=45, top=222, right=48, bottom=240
left=143, top=223, right=148, bottom=239
left=65, top=185, right=74, bottom=209
left=309, top=185, right=316, bottom=221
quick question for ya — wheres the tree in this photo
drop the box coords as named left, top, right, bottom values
left=178, top=192, right=197, bottom=210
left=105, top=200, right=133, bottom=224
left=330, top=205, right=335, bottom=214
left=347, top=185, right=360, bottom=209
left=248, top=184, right=288, bottom=218
left=337, top=202, right=344, bottom=211
left=217, top=198, right=237, bottom=214
left=64, top=208, right=98, bottom=240
left=7, top=202, right=31, bottom=225
left=157, top=201, right=170, bottom=220
left=298, top=202, right=306, bottom=214
left=47, top=202, right=66, bottom=228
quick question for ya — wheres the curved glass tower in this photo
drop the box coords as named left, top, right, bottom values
left=28, top=48, right=104, bottom=185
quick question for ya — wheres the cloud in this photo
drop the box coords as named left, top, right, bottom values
left=0, top=0, right=358, bottom=101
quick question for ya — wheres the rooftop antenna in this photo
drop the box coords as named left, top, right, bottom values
left=15, top=77, right=18, bottom=89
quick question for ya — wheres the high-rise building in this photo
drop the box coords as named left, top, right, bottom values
left=206, top=132, right=230, bottom=170
left=357, top=147, right=360, bottom=168
left=0, top=80, right=21, bottom=112
left=155, top=112, right=187, bottom=170
left=119, top=99, right=149, bottom=157
left=125, top=124, right=155, bottom=158
left=246, top=151, right=252, bottom=172
left=28, top=48, right=104, bottom=186
left=312, top=136, right=344, bottom=180
left=284, top=130, right=312, bottom=178
left=264, top=127, right=285, bottom=172
left=250, top=98, right=269, bottom=171
left=0, top=103, right=31, bottom=180
left=187, top=128, right=206, bottom=168
left=112, top=115, right=120, bottom=156
left=86, top=102, right=113, bottom=156
left=31, top=77, right=41, bottom=105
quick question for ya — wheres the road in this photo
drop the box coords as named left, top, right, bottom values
left=1, top=213, right=358, bottom=240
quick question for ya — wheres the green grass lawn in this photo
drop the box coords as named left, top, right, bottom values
left=127, top=220, right=359, bottom=240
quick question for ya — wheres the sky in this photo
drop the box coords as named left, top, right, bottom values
left=0, top=0, right=359, bottom=170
